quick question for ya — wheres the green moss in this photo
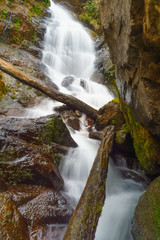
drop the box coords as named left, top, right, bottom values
left=14, top=17, right=22, bottom=30
left=33, top=4, right=42, bottom=15
left=2, top=9, right=7, bottom=19
left=0, top=72, right=8, bottom=99
left=117, top=92, right=160, bottom=174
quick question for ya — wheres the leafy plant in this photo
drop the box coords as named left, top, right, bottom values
left=14, top=17, right=22, bottom=30
left=2, top=9, right=7, bottom=19
left=33, top=4, right=42, bottom=15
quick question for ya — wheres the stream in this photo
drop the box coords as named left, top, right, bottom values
left=26, top=1, right=147, bottom=239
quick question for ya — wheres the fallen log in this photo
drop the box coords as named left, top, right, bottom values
left=0, top=58, right=98, bottom=120
left=63, top=125, right=115, bottom=240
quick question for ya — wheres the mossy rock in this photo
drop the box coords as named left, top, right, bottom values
left=0, top=193, right=29, bottom=240
left=39, top=116, right=77, bottom=147
left=132, top=176, right=160, bottom=240
left=119, top=95, right=160, bottom=175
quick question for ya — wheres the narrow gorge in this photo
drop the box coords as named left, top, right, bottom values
left=0, top=0, right=160, bottom=240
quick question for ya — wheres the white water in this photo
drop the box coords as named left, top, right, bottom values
left=95, top=158, right=146, bottom=240
left=26, top=1, right=146, bottom=240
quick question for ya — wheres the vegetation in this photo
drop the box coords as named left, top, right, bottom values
left=78, top=0, right=100, bottom=33
left=117, top=90, right=160, bottom=174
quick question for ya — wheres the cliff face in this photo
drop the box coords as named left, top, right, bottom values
left=100, top=0, right=160, bottom=174
left=100, top=0, right=160, bottom=136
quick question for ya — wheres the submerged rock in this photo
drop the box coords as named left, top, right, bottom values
left=61, top=76, right=75, bottom=88
left=0, top=193, right=29, bottom=240
left=132, top=176, right=160, bottom=239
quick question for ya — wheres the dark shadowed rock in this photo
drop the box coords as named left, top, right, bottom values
left=18, top=190, right=73, bottom=226
left=0, top=193, right=29, bottom=240
left=61, top=110, right=80, bottom=131
left=89, top=130, right=104, bottom=140
left=0, top=176, right=8, bottom=192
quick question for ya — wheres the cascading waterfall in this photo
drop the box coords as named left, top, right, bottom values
left=26, top=1, right=146, bottom=239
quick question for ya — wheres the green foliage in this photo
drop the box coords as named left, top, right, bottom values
left=42, top=0, right=50, bottom=7
left=14, top=17, right=22, bottom=30
left=2, top=9, right=7, bottom=19
left=33, top=4, right=42, bottom=15
left=32, top=32, right=37, bottom=42
left=13, top=34, right=22, bottom=45
left=83, top=0, right=99, bottom=19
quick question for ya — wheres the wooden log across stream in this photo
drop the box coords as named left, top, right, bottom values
left=0, top=58, right=98, bottom=120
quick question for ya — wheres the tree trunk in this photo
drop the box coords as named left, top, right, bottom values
left=0, top=58, right=98, bottom=120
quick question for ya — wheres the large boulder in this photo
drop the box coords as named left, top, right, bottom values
left=132, top=176, right=160, bottom=239
left=0, top=114, right=77, bottom=147
left=95, top=100, right=125, bottom=131
left=0, top=193, right=29, bottom=240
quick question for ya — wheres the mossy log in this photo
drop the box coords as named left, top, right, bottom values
left=63, top=125, right=114, bottom=240
left=0, top=58, right=98, bottom=120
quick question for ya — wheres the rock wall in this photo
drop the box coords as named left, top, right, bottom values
left=100, top=0, right=160, bottom=174
left=100, top=0, right=160, bottom=136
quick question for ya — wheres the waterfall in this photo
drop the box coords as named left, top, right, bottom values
left=26, top=1, right=146, bottom=239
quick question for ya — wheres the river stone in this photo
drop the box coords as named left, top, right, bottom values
left=0, top=193, right=29, bottom=240
left=18, top=190, right=73, bottom=226
left=63, top=125, right=115, bottom=240
left=132, top=176, right=160, bottom=239
left=61, top=76, right=75, bottom=88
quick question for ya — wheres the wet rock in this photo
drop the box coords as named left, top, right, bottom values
left=0, top=134, right=64, bottom=189
left=0, top=114, right=77, bottom=147
left=63, top=126, right=115, bottom=240
left=0, top=193, right=29, bottom=240
left=89, top=130, right=104, bottom=140
left=61, top=76, right=75, bottom=88
left=132, top=177, right=160, bottom=239
left=80, top=79, right=86, bottom=89
left=95, top=101, right=125, bottom=131
left=95, top=37, right=105, bottom=51
left=61, top=110, right=80, bottom=131
left=8, top=185, right=49, bottom=207
left=19, top=190, right=73, bottom=226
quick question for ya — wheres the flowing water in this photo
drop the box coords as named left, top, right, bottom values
left=26, top=1, right=146, bottom=239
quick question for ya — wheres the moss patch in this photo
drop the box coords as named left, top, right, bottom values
left=133, top=177, right=160, bottom=239
left=118, top=92, right=160, bottom=175
left=0, top=72, right=8, bottom=100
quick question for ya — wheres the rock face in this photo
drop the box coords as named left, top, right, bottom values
left=63, top=126, right=114, bottom=240
left=100, top=0, right=160, bottom=136
left=0, top=193, right=29, bottom=240
left=100, top=0, right=160, bottom=175
left=132, top=176, right=160, bottom=239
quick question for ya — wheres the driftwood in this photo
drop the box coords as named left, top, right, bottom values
left=0, top=58, right=98, bottom=120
